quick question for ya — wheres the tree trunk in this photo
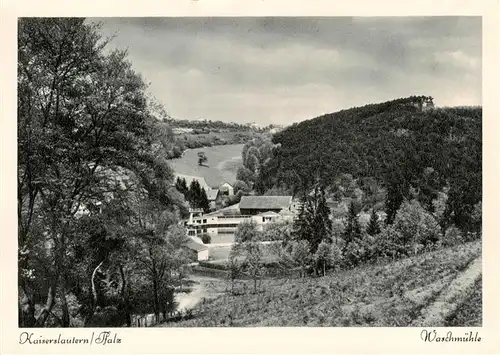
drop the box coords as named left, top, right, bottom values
left=152, top=276, right=160, bottom=323
left=60, top=284, right=70, bottom=327
left=35, top=281, right=57, bottom=327
left=19, top=284, right=36, bottom=327
left=119, top=265, right=131, bottom=327
left=91, top=261, right=104, bottom=309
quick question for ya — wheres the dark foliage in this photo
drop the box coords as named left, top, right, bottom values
left=366, top=209, right=381, bottom=236
left=343, top=202, right=362, bottom=245
left=256, top=97, right=481, bottom=233
left=293, top=187, right=332, bottom=254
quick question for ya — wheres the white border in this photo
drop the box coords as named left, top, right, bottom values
left=1, top=1, right=499, bottom=354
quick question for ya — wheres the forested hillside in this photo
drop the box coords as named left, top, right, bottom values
left=256, top=97, right=482, bottom=233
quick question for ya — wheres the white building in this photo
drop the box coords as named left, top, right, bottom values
left=186, top=237, right=209, bottom=261
left=185, top=196, right=297, bottom=238
left=219, top=182, right=234, bottom=196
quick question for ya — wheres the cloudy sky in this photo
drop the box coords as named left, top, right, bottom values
left=92, top=17, right=481, bottom=125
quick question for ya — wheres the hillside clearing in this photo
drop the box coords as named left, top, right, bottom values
left=169, top=144, right=244, bottom=187
left=160, top=241, right=481, bottom=327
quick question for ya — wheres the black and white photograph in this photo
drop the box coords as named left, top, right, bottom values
left=15, top=15, right=484, bottom=331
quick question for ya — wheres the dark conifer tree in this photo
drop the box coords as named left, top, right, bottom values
left=293, top=193, right=312, bottom=242
left=385, top=180, right=404, bottom=225
left=344, top=201, right=362, bottom=245
left=366, top=209, right=381, bottom=236
left=199, top=187, right=210, bottom=213
left=188, top=180, right=201, bottom=207
left=293, top=187, right=332, bottom=254
left=175, top=177, right=189, bottom=197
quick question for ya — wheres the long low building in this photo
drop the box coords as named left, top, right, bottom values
left=185, top=196, right=298, bottom=239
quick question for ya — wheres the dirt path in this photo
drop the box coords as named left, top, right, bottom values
left=412, top=255, right=482, bottom=327
left=175, top=275, right=225, bottom=312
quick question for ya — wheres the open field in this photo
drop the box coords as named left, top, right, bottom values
left=169, top=144, right=244, bottom=187
left=161, top=241, right=482, bottom=327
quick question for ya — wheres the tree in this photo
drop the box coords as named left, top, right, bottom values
left=175, top=177, right=189, bottom=196
left=233, top=180, right=250, bottom=195
left=17, top=18, right=185, bottom=327
left=199, top=187, right=210, bottom=213
left=186, top=179, right=209, bottom=212
left=234, top=220, right=260, bottom=243
left=246, top=154, right=260, bottom=173
left=442, top=225, right=463, bottom=247
left=197, top=152, right=207, bottom=166
left=329, top=243, right=343, bottom=271
left=232, top=220, right=263, bottom=293
left=261, top=219, right=293, bottom=243
left=432, top=188, right=449, bottom=233
left=366, top=209, right=381, bottom=236
left=314, top=241, right=332, bottom=276
left=393, top=199, right=441, bottom=254
left=293, top=187, right=332, bottom=254
left=226, top=250, right=243, bottom=294
left=236, top=166, right=255, bottom=186
left=130, top=205, right=189, bottom=324
left=244, top=243, right=264, bottom=293
left=343, top=201, right=362, bottom=246
left=290, top=240, right=312, bottom=278
left=384, top=179, right=405, bottom=225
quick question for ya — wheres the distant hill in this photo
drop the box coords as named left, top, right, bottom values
left=162, top=119, right=278, bottom=159
left=256, top=96, right=481, bottom=231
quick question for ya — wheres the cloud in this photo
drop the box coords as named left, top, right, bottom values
left=91, top=17, right=482, bottom=125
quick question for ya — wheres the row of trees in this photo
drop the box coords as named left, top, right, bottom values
left=287, top=189, right=480, bottom=276
left=236, top=136, right=275, bottom=190
left=175, top=177, right=210, bottom=212
left=225, top=182, right=480, bottom=288
left=18, top=18, right=190, bottom=327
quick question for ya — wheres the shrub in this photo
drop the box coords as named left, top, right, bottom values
left=201, top=234, right=211, bottom=244
left=343, top=238, right=367, bottom=268
left=314, top=241, right=332, bottom=276
left=330, top=242, right=343, bottom=271
left=371, top=225, right=406, bottom=261
left=234, top=220, right=260, bottom=243
left=261, top=219, right=293, bottom=242
left=442, top=225, right=463, bottom=247
left=290, top=240, right=312, bottom=278
left=233, top=180, right=250, bottom=194
left=393, top=199, right=441, bottom=248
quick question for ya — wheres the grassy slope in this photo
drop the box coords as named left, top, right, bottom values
left=169, top=144, right=244, bottom=187
left=161, top=241, right=481, bottom=327
left=444, top=276, right=482, bottom=326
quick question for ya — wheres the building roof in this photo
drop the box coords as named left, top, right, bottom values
left=186, top=238, right=209, bottom=252
left=239, top=196, right=292, bottom=210
left=204, top=203, right=241, bottom=217
left=206, top=189, right=219, bottom=201
left=256, top=211, right=281, bottom=217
